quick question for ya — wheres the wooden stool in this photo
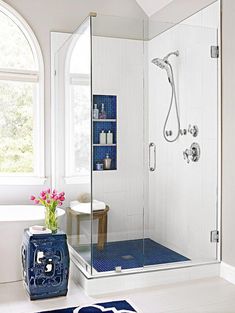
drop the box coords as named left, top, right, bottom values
left=67, top=205, right=109, bottom=250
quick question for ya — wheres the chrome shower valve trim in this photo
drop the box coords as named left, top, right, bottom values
left=183, top=142, right=201, bottom=163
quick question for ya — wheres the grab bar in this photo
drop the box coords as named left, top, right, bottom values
left=149, top=142, right=156, bottom=172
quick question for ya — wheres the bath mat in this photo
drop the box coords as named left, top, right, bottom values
left=37, top=300, right=137, bottom=313
left=77, top=238, right=190, bottom=272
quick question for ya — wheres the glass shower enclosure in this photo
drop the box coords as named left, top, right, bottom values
left=53, top=0, right=220, bottom=277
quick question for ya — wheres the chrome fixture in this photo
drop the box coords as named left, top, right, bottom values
left=210, top=45, right=219, bottom=59
left=188, top=124, right=199, bottom=137
left=210, top=230, right=219, bottom=243
left=180, top=129, right=187, bottom=136
left=149, top=142, right=156, bottom=172
left=183, top=142, right=201, bottom=163
left=165, top=130, right=173, bottom=137
left=152, top=50, right=180, bottom=143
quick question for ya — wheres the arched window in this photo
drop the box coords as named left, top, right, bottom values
left=64, top=21, right=91, bottom=183
left=0, top=1, right=44, bottom=184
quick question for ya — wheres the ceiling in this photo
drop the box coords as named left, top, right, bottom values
left=135, top=0, right=174, bottom=17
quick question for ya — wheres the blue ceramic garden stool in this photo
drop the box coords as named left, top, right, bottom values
left=21, top=230, right=70, bottom=300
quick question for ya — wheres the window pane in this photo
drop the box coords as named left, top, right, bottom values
left=0, top=80, right=35, bottom=173
left=70, top=84, right=90, bottom=175
left=0, top=11, right=36, bottom=70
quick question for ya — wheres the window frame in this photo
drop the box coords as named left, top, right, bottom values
left=0, top=0, right=45, bottom=185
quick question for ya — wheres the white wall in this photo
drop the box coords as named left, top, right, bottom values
left=147, top=2, right=219, bottom=261
left=221, top=0, right=235, bottom=268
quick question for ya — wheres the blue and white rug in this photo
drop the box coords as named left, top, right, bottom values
left=37, top=300, right=137, bottom=313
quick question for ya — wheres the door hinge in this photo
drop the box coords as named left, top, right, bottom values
left=211, top=46, right=219, bottom=58
left=210, top=230, right=219, bottom=243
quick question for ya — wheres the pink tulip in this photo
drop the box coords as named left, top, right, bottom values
left=40, top=191, right=46, bottom=197
left=53, top=189, right=57, bottom=194
left=59, top=202, right=63, bottom=206
left=47, top=199, right=50, bottom=204
left=46, top=188, right=51, bottom=194
left=34, top=199, right=39, bottom=204
left=60, top=192, right=65, bottom=197
left=41, top=195, right=46, bottom=201
left=30, top=195, right=35, bottom=201
left=50, top=194, right=54, bottom=199
left=59, top=196, right=65, bottom=201
left=54, top=196, right=58, bottom=201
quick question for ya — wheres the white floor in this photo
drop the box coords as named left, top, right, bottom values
left=1, top=277, right=235, bottom=313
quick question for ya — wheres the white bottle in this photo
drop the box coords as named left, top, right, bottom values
left=99, top=130, right=106, bottom=144
left=107, top=130, right=113, bottom=144
left=93, top=103, right=99, bottom=119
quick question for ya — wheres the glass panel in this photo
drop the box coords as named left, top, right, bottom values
left=53, top=17, right=92, bottom=274
left=0, top=80, right=35, bottom=173
left=0, top=10, right=36, bottom=70
left=91, top=15, right=145, bottom=275
left=146, top=1, right=220, bottom=268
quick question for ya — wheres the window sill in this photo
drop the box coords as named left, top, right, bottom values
left=64, top=176, right=90, bottom=185
left=0, top=176, right=47, bottom=186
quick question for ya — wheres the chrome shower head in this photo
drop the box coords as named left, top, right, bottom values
left=151, top=57, right=168, bottom=69
left=152, top=57, right=172, bottom=83
left=151, top=50, right=179, bottom=84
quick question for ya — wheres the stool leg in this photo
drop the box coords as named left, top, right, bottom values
left=66, top=208, right=72, bottom=236
left=98, top=216, right=105, bottom=250
left=104, top=213, right=108, bottom=244
left=77, top=216, right=80, bottom=246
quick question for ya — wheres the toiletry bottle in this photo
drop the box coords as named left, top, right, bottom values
left=99, top=103, right=107, bottom=119
left=107, top=130, right=113, bottom=144
left=96, top=162, right=103, bottom=171
left=93, top=103, right=99, bottom=119
left=99, top=130, right=106, bottom=144
left=103, top=153, right=112, bottom=170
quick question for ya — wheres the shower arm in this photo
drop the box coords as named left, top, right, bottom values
left=163, top=50, right=179, bottom=62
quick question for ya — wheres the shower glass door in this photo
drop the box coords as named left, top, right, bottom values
left=91, top=15, right=146, bottom=275
left=146, top=1, right=220, bottom=268
left=53, top=17, right=93, bottom=274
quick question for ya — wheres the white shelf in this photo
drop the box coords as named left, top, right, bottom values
left=93, top=144, right=116, bottom=147
left=93, top=169, right=117, bottom=172
left=93, top=119, right=116, bottom=122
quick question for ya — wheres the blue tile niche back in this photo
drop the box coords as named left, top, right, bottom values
left=93, top=94, right=117, bottom=171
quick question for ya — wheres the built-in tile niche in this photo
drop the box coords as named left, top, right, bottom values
left=93, top=95, right=117, bottom=171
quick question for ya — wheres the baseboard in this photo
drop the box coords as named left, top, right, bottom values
left=220, top=261, right=235, bottom=285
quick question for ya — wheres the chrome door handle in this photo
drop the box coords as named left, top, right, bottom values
left=149, top=142, right=156, bottom=172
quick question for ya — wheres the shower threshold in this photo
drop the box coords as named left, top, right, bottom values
left=69, top=238, right=220, bottom=295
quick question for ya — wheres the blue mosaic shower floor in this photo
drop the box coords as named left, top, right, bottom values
left=91, top=238, right=190, bottom=272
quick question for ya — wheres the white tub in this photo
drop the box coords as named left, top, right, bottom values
left=0, top=205, right=65, bottom=283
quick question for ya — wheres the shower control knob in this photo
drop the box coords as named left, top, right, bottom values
left=188, top=124, right=199, bottom=137
left=165, top=130, right=173, bottom=137
left=183, top=149, right=191, bottom=163
left=180, top=129, right=187, bottom=136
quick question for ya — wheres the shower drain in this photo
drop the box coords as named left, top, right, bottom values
left=121, top=255, right=134, bottom=260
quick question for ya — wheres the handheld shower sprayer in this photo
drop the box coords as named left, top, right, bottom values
left=151, top=50, right=179, bottom=84
left=151, top=50, right=180, bottom=143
